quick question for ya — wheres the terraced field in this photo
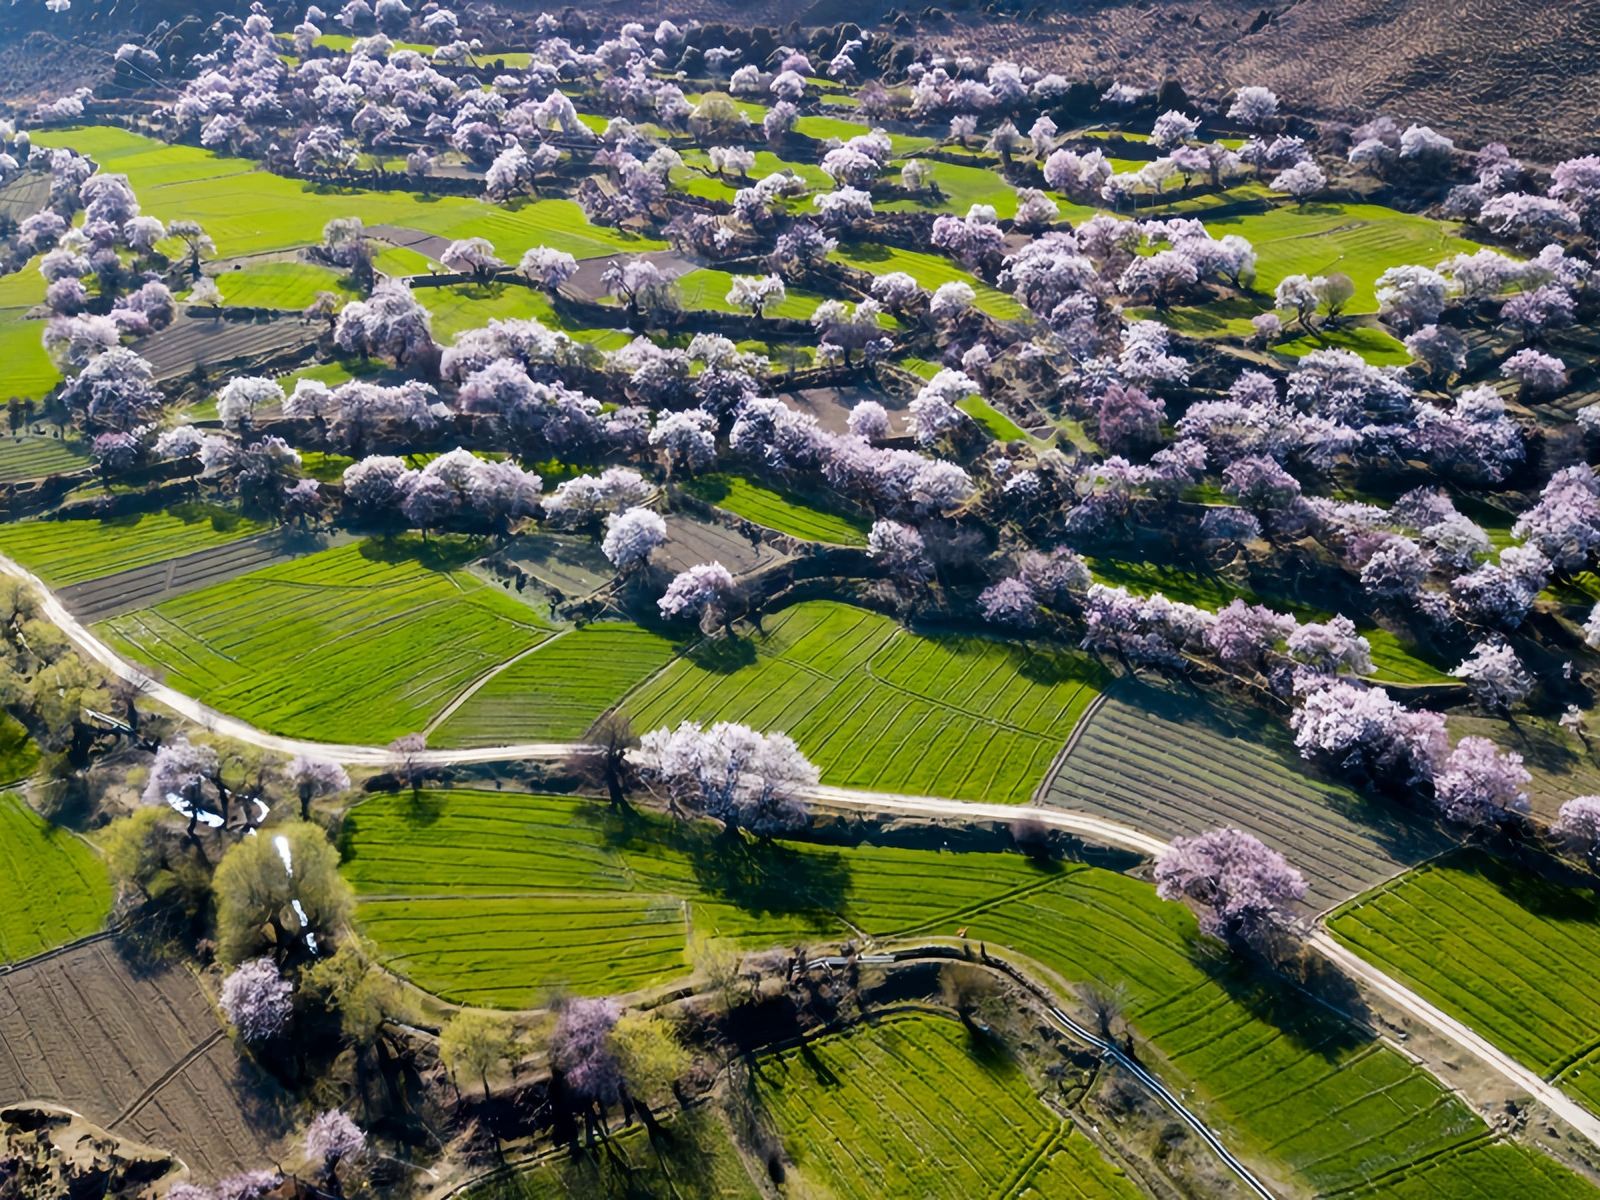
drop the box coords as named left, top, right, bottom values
left=624, top=600, right=1110, bottom=803
left=98, top=538, right=552, bottom=743
left=429, top=622, right=681, bottom=746
left=756, top=1013, right=1143, bottom=1200
left=341, top=789, right=1589, bottom=1196
left=0, top=790, right=109, bottom=964
left=1211, top=201, right=1481, bottom=313
left=1329, top=851, right=1600, bottom=1113
left=32, top=126, right=660, bottom=264
left=684, top=473, right=870, bottom=545
left=0, top=434, right=90, bottom=483
left=0, top=504, right=271, bottom=587
left=1048, top=681, right=1451, bottom=910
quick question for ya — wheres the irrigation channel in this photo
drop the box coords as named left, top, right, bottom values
left=5, top=549, right=1599, bottom=1165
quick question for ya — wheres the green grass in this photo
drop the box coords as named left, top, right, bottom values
left=0, top=503, right=270, bottom=586
left=671, top=268, right=847, bottom=324
left=465, top=1110, right=757, bottom=1199
left=791, top=115, right=937, bottom=156
left=757, top=1013, right=1143, bottom=1200
left=0, top=433, right=90, bottom=482
left=97, top=538, right=553, bottom=743
left=1329, top=851, right=1600, bottom=1112
left=0, top=314, right=59, bottom=401
left=624, top=600, right=1109, bottom=803
left=203, top=261, right=352, bottom=310
left=417, top=281, right=632, bottom=350
left=957, top=395, right=1031, bottom=442
left=341, top=789, right=1585, bottom=1196
left=831, top=242, right=1025, bottom=321
left=1208, top=201, right=1481, bottom=314
left=683, top=473, right=869, bottom=544
left=1341, top=1139, right=1600, bottom=1199
left=429, top=623, right=681, bottom=747
left=33, top=127, right=661, bottom=265
left=0, top=788, right=111, bottom=964
left=1276, top=323, right=1412, bottom=367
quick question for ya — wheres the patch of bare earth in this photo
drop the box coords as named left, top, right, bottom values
left=0, top=937, right=288, bottom=1178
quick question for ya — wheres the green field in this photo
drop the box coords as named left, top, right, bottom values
left=1210, top=201, right=1480, bottom=314
left=466, top=1111, right=757, bottom=1199
left=757, top=1013, right=1143, bottom=1200
left=0, top=434, right=90, bottom=483
left=1329, top=852, right=1600, bottom=1113
left=958, top=395, right=1032, bottom=442
left=0, top=504, right=270, bottom=586
left=205, top=261, right=353, bottom=310
left=429, top=623, right=681, bottom=747
left=624, top=600, right=1110, bottom=803
left=672, top=268, right=838, bottom=322
left=98, top=538, right=552, bottom=743
left=341, top=789, right=1587, bottom=1195
left=683, top=473, right=869, bottom=544
left=0, top=789, right=111, bottom=963
left=417, top=281, right=631, bottom=349
left=831, top=242, right=1026, bottom=320
left=0, top=315, right=60, bottom=401
left=32, top=127, right=660, bottom=265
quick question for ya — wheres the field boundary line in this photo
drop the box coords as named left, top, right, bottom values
left=1031, top=690, right=1108, bottom=805
left=1309, top=930, right=1600, bottom=1151
left=423, top=629, right=569, bottom=737
left=107, top=1028, right=228, bottom=1131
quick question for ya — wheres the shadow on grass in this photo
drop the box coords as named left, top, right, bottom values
left=1193, top=936, right=1374, bottom=1060
left=358, top=531, right=486, bottom=572
left=582, top=804, right=851, bottom=919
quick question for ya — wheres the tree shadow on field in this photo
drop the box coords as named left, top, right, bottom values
left=797, top=1041, right=840, bottom=1087
left=359, top=532, right=486, bottom=572
left=683, top=634, right=757, bottom=674
left=682, top=829, right=852, bottom=920
left=1192, top=936, right=1374, bottom=1061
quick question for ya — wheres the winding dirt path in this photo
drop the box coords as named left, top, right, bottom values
left=8, top=549, right=1600, bottom=1157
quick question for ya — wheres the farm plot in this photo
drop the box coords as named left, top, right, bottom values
left=655, top=512, right=785, bottom=578
left=0, top=790, right=108, bottom=964
left=338, top=790, right=1582, bottom=1198
left=0, top=314, right=60, bottom=400
left=0, top=433, right=89, bottom=483
left=1209, top=201, right=1480, bottom=314
left=1328, top=851, right=1600, bottom=1112
left=418, top=280, right=633, bottom=350
left=0, top=503, right=270, bottom=587
left=1341, top=1138, right=1600, bottom=1200
left=0, top=935, right=287, bottom=1177
left=57, top=529, right=347, bottom=621
left=496, top=531, right=614, bottom=600
left=134, top=311, right=321, bottom=380
left=624, top=600, right=1110, bottom=803
left=428, top=623, right=681, bottom=746
left=97, top=538, right=553, bottom=743
left=957, top=886, right=1570, bottom=1197
left=1047, top=680, right=1451, bottom=910
left=755, top=1013, right=1143, bottom=1200
left=683, top=473, right=869, bottom=545
left=32, top=126, right=660, bottom=264
left=204, top=260, right=353, bottom=310
left=831, top=242, right=1026, bottom=320
left=466, top=1110, right=757, bottom=1199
